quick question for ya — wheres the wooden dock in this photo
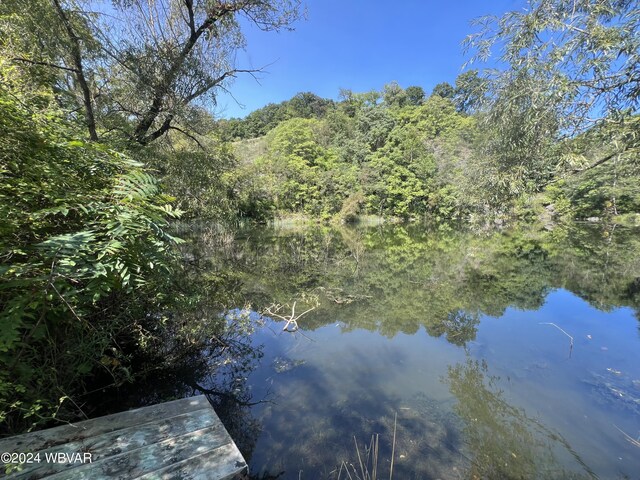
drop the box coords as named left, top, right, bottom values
left=0, top=395, right=247, bottom=479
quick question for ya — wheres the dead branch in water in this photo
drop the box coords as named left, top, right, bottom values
left=262, top=301, right=316, bottom=333
left=614, top=424, right=640, bottom=448
left=540, top=322, right=574, bottom=357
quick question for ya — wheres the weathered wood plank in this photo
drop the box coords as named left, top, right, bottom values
left=0, top=396, right=247, bottom=480
left=135, top=443, right=247, bottom=480
left=13, top=409, right=225, bottom=479
left=0, top=397, right=211, bottom=453
left=44, top=425, right=233, bottom=479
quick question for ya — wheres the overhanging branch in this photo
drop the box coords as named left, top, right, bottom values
left=571, top=146, right=630, bottom=174
left=169, top=125, right=205, bottom=150
left=11, top=57, right=80, bottom=73
left=184, top=68, right=260, bottom=103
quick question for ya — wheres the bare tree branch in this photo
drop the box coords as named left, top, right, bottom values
left=184, top=0, right=196, bottom=36
left=169, top=125, right=205, bottom=150
left=11, top=57, right=79, bottom=73
left=183, top=68, right=260, bottom=103
left=262, top=301, right=316, bottom=333
left=51, top=0, right=98, bottom=141
left=132, top=6, right=228, bottom=144
left=139, top=114, right=175, bottom=145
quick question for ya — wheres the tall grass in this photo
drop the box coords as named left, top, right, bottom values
left=336, top=413, right=397, bottom=480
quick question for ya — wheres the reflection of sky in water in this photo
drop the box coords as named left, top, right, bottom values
left=471, top=289, right=640, bottom=477
left=238, top=289, right=640, bottom=479
left=246, top=322, right=467, bottom=479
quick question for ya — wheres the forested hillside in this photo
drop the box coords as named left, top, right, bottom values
left=221, top=85, right=480, bottom=221
left=215, top=76, right=639, bottom=224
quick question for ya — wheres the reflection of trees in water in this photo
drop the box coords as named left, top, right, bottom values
left=426, top=310, right=480, bottom=347
left=188, top=315, right=267, bottom=464
left=144, top=220, right=640, bottom=478
left=552, top=223, right=640, bottom=314
left=214, top=222, right=640, bottom=346
left=81, top=306, right=269, bottom=469
left=139, top=221, right=640, bottom=478
left=202, top=388, right=263, bottom=469
left=446, top=357, right=597, bottom=479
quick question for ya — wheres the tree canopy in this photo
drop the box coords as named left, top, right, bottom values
left=466, top=0, right=640, bottom=173
left=1, top=0, right=302, bottom=145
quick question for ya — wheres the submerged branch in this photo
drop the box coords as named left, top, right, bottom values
left=614, top=424, right=640, bottom=448
left=262, top=301, right=316, bottom=333
left=540, top=322, right=574, bottom=357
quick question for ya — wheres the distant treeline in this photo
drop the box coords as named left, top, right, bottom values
left=209, top=78, right=639, bottom=224
left=218, top=77, right=478, bottom=141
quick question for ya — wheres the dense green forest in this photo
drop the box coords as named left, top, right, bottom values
left=1, top=0, right=639, bottom=436
left=218, top=80, right=640, bottom=224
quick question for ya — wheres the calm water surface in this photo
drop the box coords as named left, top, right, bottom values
left=195, top=222, right=640, bottom=479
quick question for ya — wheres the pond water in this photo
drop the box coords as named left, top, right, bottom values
left=192, top=222, right=640, bottom=479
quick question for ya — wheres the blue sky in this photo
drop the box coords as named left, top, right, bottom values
left=215, top=0, right=522, bottom=118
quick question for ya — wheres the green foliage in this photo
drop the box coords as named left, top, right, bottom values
left=405, top=85, right=425, bottom=106
left=253, top=118, right=341, bottom=215
left=338, top=88, right=382, bottom=117
left=466, top=0, right=640, bottom=199
left=356, top=104, right=396, bottom=152
left=468, top=0, right=640, bottom=131
left=453, top=70, right=486, bottom=114
left=0, top=86, right=181, bottom=432
left=2, top=0, right=302, bottom=144
left=431, top=82, right=454, bottom=99
left=220, top=92, right=335, bottom=140
left=337, top=191, right=366, bottom=223
left=226, top=87, right=507, bottom=221
left=145, top=123, right=238, bottom=221
left=382, top=81, right=408, bottom=108
left=166, top=150, right=234, bottom=218
left=488, top=71, right=561, bottom=190
left=227, top=69, right=639, bottom=223
left=0, top=0, right=307, bottom=435
left=566, top=162, right=640, bottom=219
left=226, top=88, right=489, bottom=221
